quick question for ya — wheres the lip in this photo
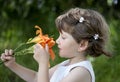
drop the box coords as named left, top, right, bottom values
left=58, top=47, right=61, bottom=50
left=58, top=46, right=61, bottom=50
left=57, top=45, right=60, bottom=48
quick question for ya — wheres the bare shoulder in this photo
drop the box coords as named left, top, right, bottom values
left=60, top=66, right=91, bottom=82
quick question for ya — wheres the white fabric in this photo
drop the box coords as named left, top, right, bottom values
left=50, top=60, right=95, bottom=82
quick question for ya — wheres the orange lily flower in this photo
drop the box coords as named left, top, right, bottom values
left=30, top=25, right=55, bottom=60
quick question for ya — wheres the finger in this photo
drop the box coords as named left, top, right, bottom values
left=33, top=44, right=38, bottom=53
left=37, top=43, right=43, bottom=49
left=5, top=49, right=9, bottom=56
left=33, top=44, right=38, bottom=51
left=1, top=53, right=14, bottom=61
left=34, top=44, right=42, bottom=54
left=9, top=49, right=14, bottom=55
left=45, top=44, right=49, bottom=53
left=34, top=44, right=41, bottom=49
left=4, top=56, right=12, bottom=60
left=1, top=53, right=6, bottom=61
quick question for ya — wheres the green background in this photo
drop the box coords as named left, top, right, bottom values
left=0, top=0, right=120, bottom=82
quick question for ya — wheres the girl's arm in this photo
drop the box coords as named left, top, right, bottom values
left=8, top=62, right=37, bottom=82
left=37, top=62, right=49, bottom=82
left=1, top=49, right=37, bottom=82
left=34, top=43, right=58, bottom=82
left=33, top=44, right=50, bottom=82
left=1, top=48, right=58, bottom=82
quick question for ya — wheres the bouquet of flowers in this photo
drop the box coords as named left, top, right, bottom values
left=0, top=25, right=55, bottom=65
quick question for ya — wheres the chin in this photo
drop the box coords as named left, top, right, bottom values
left=59, top=54, right=70, bottom=58
left=59, top=53, right=66, bottom=58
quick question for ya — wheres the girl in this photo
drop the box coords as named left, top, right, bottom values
left=0, top=8, right=111, bottom=82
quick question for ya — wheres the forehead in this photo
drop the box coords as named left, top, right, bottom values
left=60, top=30, right=72, bottom=37
left=59, top=22, right=74, bottom=34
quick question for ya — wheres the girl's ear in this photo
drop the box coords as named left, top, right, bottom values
left=78, top=40, right=88, bottom=52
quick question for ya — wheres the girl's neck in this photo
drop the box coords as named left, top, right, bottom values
left=67, top=55, right=87, bottom=66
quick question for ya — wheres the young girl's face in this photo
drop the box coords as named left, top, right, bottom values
left=56, top=30, right=79, bottom=58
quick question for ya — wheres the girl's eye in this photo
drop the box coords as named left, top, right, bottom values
left=61, top=36, right=66, bottom=39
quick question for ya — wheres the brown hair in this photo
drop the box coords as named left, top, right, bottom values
left=55, top=8, right=112, bottom=57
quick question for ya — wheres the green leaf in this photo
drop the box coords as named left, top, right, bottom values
left=14, top=43, right=35, bottom=53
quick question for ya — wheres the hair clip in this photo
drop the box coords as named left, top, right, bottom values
left=93, top=34, right=99, bottom=40
left=79, top=17, right=84, bottom=23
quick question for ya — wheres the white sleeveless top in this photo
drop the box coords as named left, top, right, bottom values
left=50, top=60, right=95, bottom=82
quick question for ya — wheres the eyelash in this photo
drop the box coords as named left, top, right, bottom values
left=61, top=36, right=66, bottom=39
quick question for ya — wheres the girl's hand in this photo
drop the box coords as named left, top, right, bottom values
left=0, top=49, right=15, bottom=67
left=33, top=44, right=49, bottom=65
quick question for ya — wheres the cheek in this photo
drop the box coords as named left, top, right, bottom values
left=59, top=43, right=78, bottom=58
left=63, top=41, right=78, bottom=51
left=59, top=44, right=70, bottom=57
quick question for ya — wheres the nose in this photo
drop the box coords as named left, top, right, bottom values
left=56, top=37, right=60, bottom=44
